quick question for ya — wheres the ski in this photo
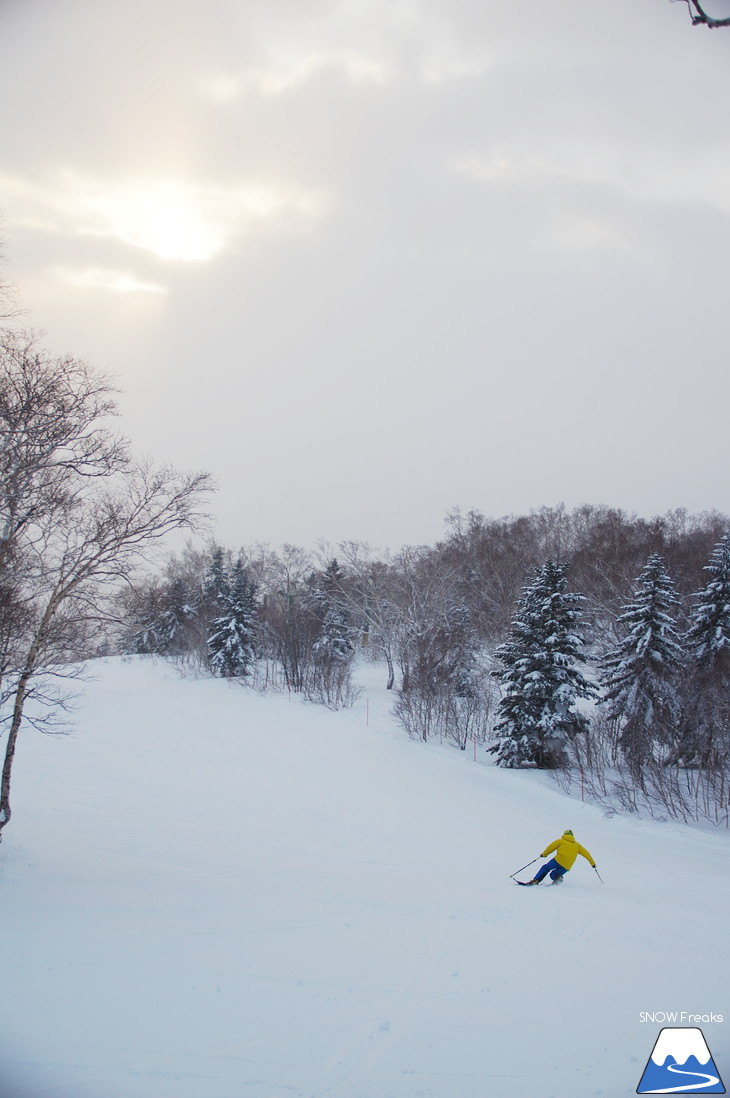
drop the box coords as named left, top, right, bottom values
left=514, top=879, right=564, bottom=886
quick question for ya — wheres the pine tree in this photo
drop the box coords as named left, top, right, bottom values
left=490, top=560, right=595, bottom=768
left=204, top=546, right=230, bottom=608
left=599, top=554, right=683, bottom=771
left=310, top=560, right=353, bottom=664
left=225, top=558, right=258, bottom=677
left=207, top=551, right=258, bottom=679
left=304, top=559, right=356, bottom=706
left=686, top=532, right=730, bottom=664
left=680, top=532, right=730, bottom=765
left=123, top=577, right=199, bottom=657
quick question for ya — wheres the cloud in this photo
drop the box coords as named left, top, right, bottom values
left=74, top=177, right=328, bottom=262
left=2, top=171, right=330, bottom=263
left=453, top=139, right=730, bottom=218
left=200, top=50, right=393, bottom=103
left=2, top=0, right=730, bottom=547
left=196, top=0, right=498, bottom=101
left=253, top=49, right=393, bottom=94
left=199, top=74, right=244, bottom=104
left=56, top=267, right=168, bottom=295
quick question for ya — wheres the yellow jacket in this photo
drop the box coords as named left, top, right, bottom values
left=541, top=834, right=595, bottom=870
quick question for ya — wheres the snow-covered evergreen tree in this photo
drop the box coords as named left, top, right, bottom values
left=123, top=577, right=199, bottom=657
left=686, top=532, right=730, bottom=664
left=598, top=554, right=683, bottom=770
left=680, top=532, right=730, bottom=765
left=310, top=560, right=353, bottom=664
left=204, top=546, right=230, bottom=608
left=123, top=587, right=166, bottom=656
left=490, top=560, right=595, bottom=768
left=313, top=604, right=353, bottom=664
left=207, top=552, right=258, bottom=679
left=303, top=559, right=356, bottom=706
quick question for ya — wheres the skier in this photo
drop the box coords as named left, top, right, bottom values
left=525, top=829, right=596, bottom=885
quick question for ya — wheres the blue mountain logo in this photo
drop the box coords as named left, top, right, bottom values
left=637, top=1027, right=725, bottom=1094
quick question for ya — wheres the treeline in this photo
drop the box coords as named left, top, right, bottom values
left=488, top=546, right=730, bottom=826
left=118, top=506, right=730, bottom=825
left=120, top=545, right=357, bottom=709
left=5, top=255, right=723, bottom=836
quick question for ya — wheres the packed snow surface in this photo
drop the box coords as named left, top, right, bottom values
left=2, top=657, right=728, bottom=1098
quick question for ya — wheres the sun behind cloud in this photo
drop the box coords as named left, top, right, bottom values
left=76, top=176, right=329, bottom=262
left=80, top=180, right=228, bottom=263
left=2, top=170, right=329, bottom=265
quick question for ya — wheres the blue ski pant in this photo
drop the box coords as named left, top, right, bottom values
left=533, top=858, right=568, bottom=883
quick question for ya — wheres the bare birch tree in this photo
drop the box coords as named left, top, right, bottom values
left=0, top=334, right=212, bottom=836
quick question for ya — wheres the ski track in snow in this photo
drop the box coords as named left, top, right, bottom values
left=1, top=656, right=728, bottom=1098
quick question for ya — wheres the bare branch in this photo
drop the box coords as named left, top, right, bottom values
left=0, top=329, right=214, bottom=835
left=672, top=0, right=730, bottom=27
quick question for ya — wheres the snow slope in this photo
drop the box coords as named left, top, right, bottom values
left=1, top=657, right=727, bottom=1098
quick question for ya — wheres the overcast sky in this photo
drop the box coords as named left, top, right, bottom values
left=1, top=0, right=728, bottom=551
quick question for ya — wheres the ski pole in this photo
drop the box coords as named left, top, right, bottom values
left=509, top=858, right=538, bottom=880
left=594, top=866, right=604, bottom=884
